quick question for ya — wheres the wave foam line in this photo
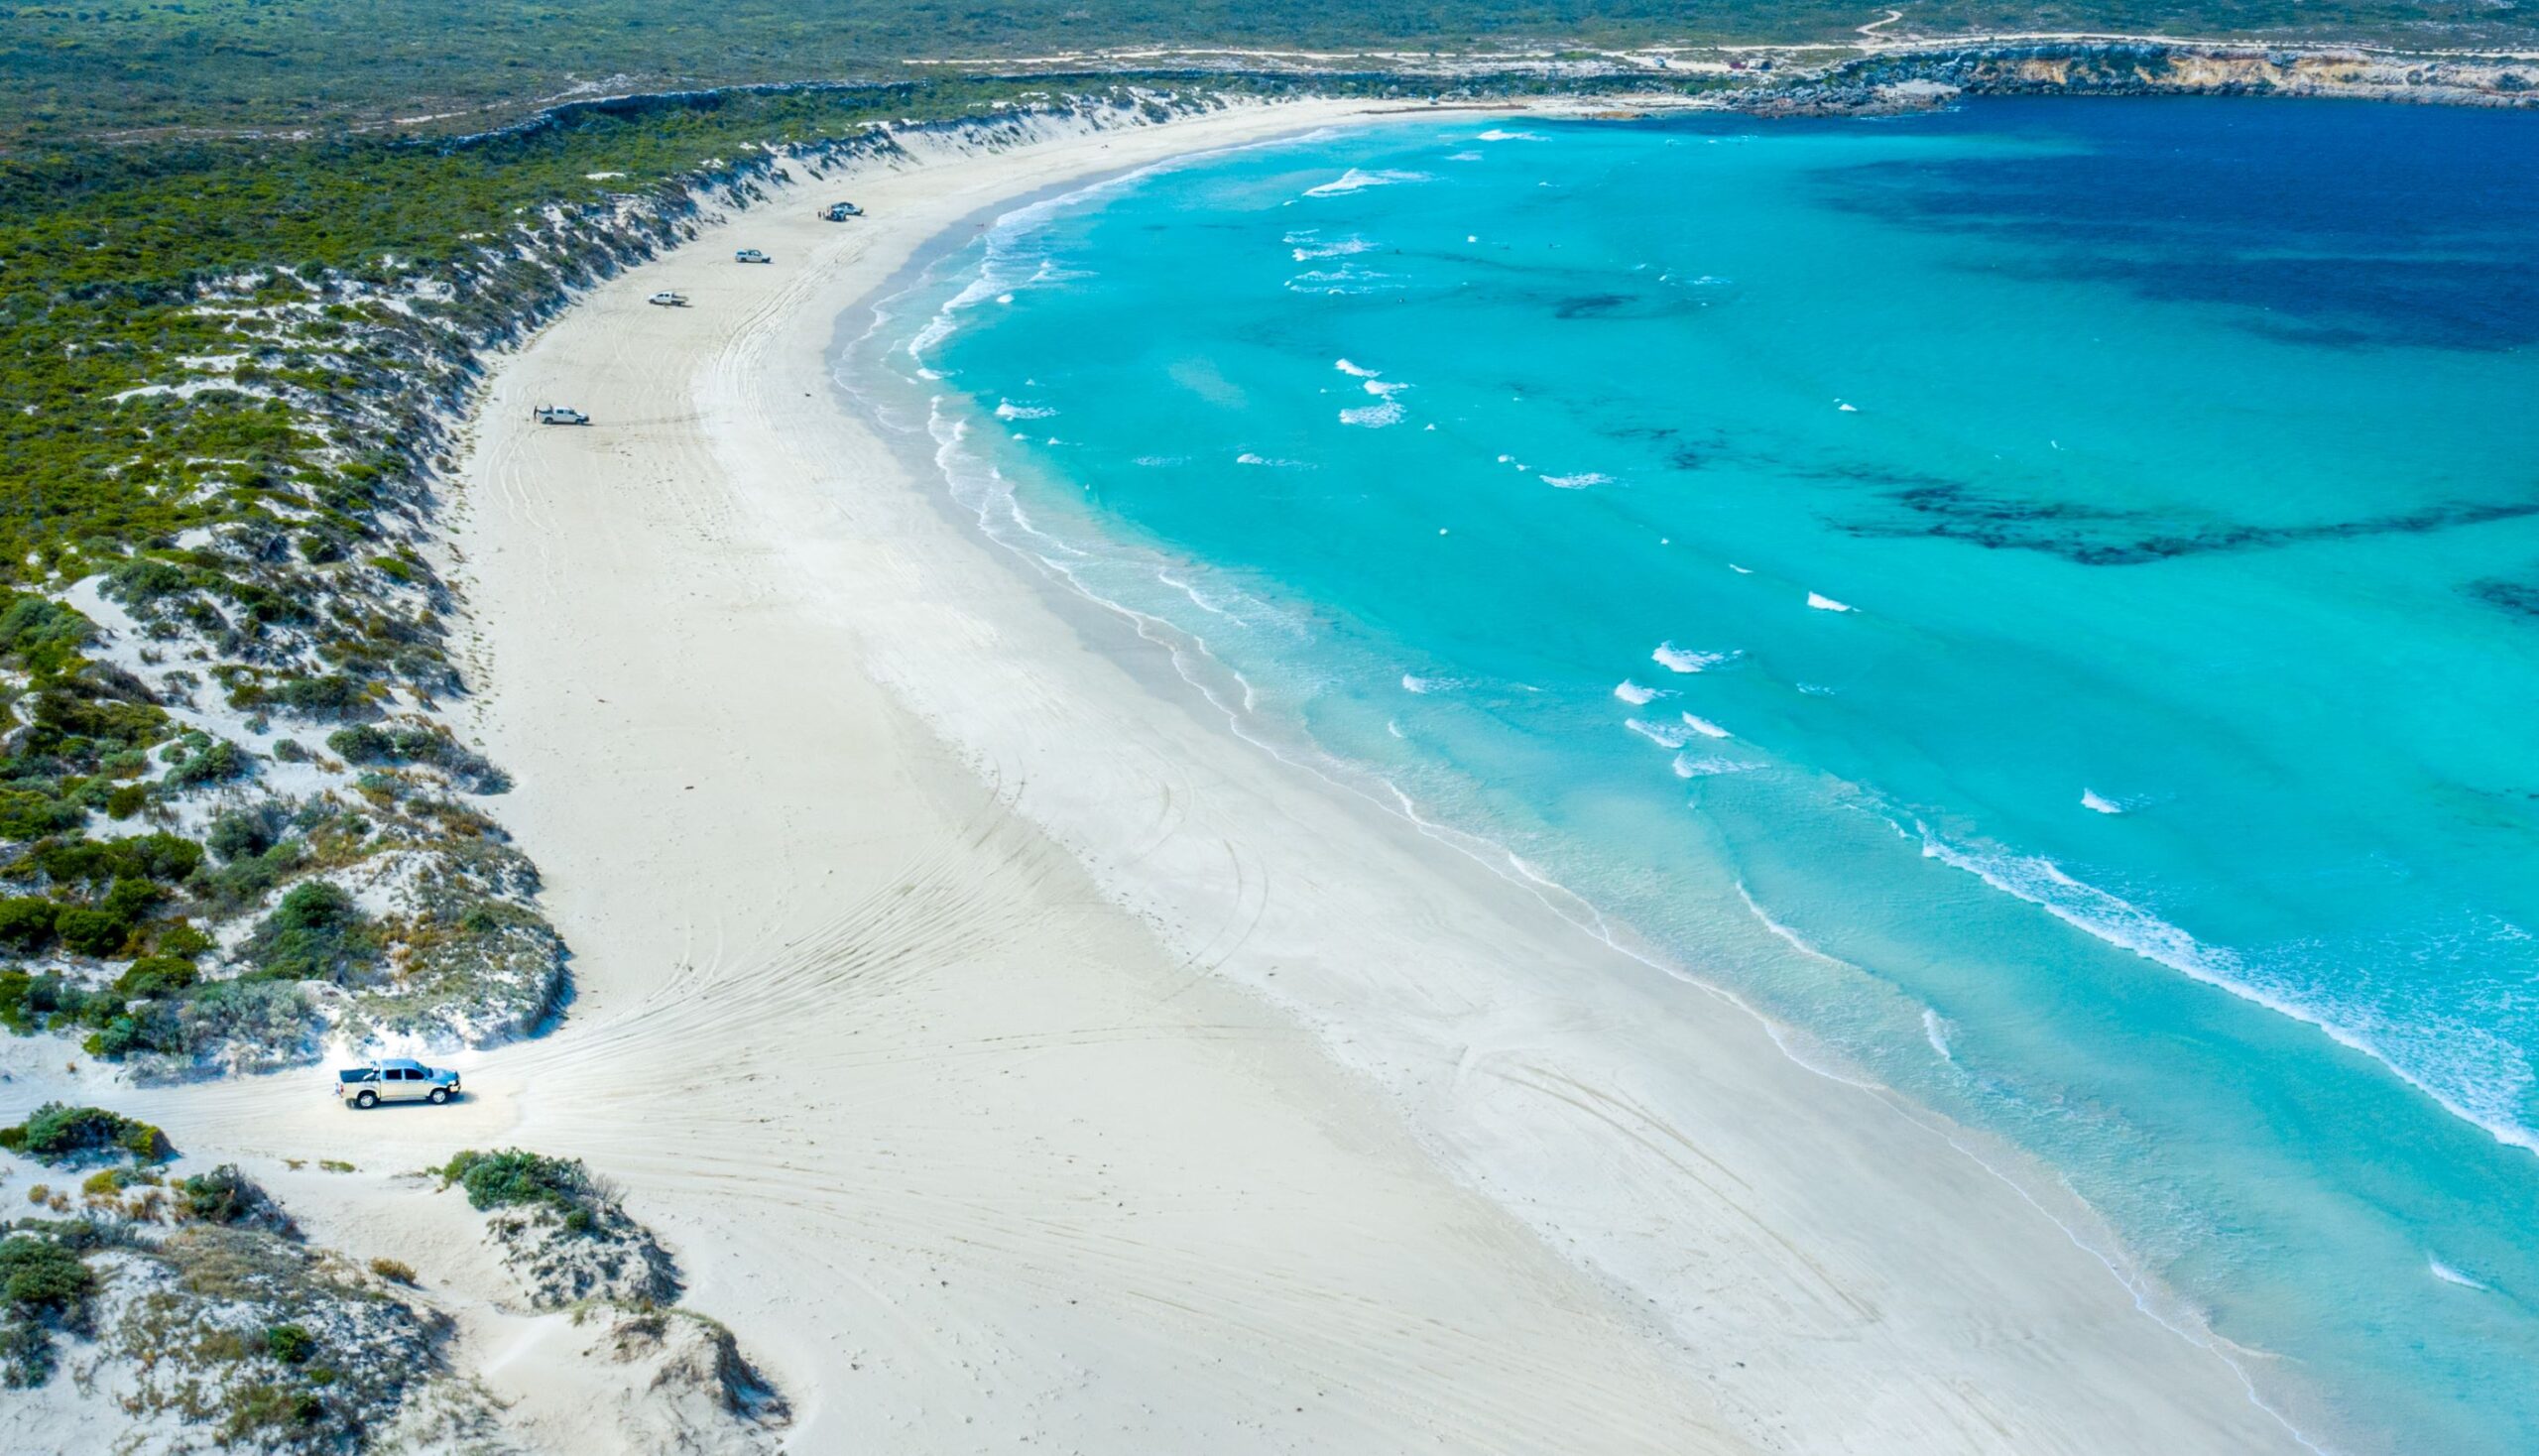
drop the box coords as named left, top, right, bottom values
left=1653, top=643, right=1738, bottom=673
left=1303, top=166, right=1431, bottom=197
left=1915, top=823, right=2539, bottom=1160
left=848, top=230, right=2336, bottom=1456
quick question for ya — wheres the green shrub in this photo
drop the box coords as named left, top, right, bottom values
left=156, top=977, right=321, bottom=1057
left=83, top=1017, right=144, bottom=1058
left=218, top=1381, right=328, bottom=1439
left=189, top=838, right=304, bottom=915
left=264, top=1322, right=316, bottom=1364
left=240, top=880, right=379, bottom=985
left=0, top=1236, right=92, bottom=1315
left=180, top=1164, right=270, bottom=1225
left=326, top=722, right=509, bottom=793
left=0, top=1103, right=170, bottom=1164
left=0, top=898, right=58, bottom=950
left=164, top=739, right=251, bottom=789
left=206, top=808, right=280, bottom=864
left=437, top=1149, right=604, bottom=1232
left=30, top=834, right=202, bottom=886
left=115, top=955, right=198, bottom=999
left=53, top=905, right=134, bottom=957
left=153, top=921, right=214, bottom=957
left=0, top=597, right=94, bottom=676
left=0, top=1231, right=94, bottom=1387
left=0, top=971, right=31, bottom=1032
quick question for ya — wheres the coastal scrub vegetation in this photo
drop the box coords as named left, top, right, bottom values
left=438, top=1148, right=606, bottom=1233
left=0, top=1196, right=475, bottom=1435
left=3, top=0, right=2534, bottom=142
left=0, top=72, right=1419, bottom=1078
left=438, top=1145, right=685, bottom=1307
left=0, top=1102, right=170, bottom=1165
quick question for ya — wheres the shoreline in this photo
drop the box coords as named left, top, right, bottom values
left=508, top=97, right=2323, bottom=1450
left=4, top=98, right=2340, bottom=1452
left=805, top=111, right=2345, bottom=1454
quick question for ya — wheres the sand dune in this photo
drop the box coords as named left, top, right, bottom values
left=2, top=99, right=2322, bottom=1454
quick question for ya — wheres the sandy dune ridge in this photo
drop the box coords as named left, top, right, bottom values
left=1, top=99, right=2328, bottom=1454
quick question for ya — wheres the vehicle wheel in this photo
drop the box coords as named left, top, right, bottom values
left=355, top=1090, right=377, bottom=1109
left=428, top=1088, right=450, bottom=1105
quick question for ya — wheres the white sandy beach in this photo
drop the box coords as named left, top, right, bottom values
left=4, top=99, right=2328, bottom=1454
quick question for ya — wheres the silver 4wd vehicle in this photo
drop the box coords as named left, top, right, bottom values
left=336, top=1058, right=461, bottom=1109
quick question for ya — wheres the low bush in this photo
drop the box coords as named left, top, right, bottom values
left=0, top=1103, right=170, bottom=1164
left=437, top=1149, right=605, bottom=1232
left=0, top=898, right=59, bottom=951
left=0, top=1231, right=95, bottom=1388
left=164, top=739, right=252, bottom=789
left=206, top=807, right=284, bottom=864
left=265, top=1322, right=316, bottom=1364
left=326, top=722, right=508, bottom=793
left=239, top=881, right=380, bottom=985
left=115, top=955, right=199, bottom=999
left=179, top=1163, right=292, bottom=1235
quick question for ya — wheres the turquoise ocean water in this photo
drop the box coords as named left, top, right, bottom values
left=846, top=99, right=2539, bottom=1453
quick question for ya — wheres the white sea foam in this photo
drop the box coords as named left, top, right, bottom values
left=1303, top=167, right=1431, bottom=197
left=2082, top=789, right=2125, bottom=815
left=1132, top=455, right=1186, bottom=467
left=1653, top=643, right=1738, bottom=673
left=1236, top=451, right=1307, bottom=467
left=1445, top=150, right=1484, bottom=162
left=1807, top=592, right=1855, bottom=613
left=1387, top=720, right=1406, bottom=739
left=1339, top=401, right=1405, bottom=427
left=1292, top=235, right=1377, bottom=260
left=1923, top=1009, right=1957, bottom=1061
left=1613, top=679, right=1663, bottom=705
left=1334, top=358, right=1380, bottom=377
left=1543, top=472, right=1611, bottom=490
left=1679, top=712, right=1732, bottom=740
left=1477, top=128, right=1546, bottom=142
left=1286, top=265, right=1395, bottom=296
left=994, top=400, right=1057, bottom=420
left=2428, top=1256, right=2489, bottom=1290
left=1673, top=754, right=1758, bottom=779
left=1626, top=718, right=1690, bottom=749
left=1913, top=822, right=2539, bottom=1158
left=1729, top=563, right=1754, bottom=574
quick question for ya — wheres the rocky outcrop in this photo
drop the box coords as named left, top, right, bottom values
left=1752, top=41, right=2539, bottom=114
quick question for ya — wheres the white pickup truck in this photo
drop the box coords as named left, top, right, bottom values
left=335, top=1058, right=462, bottom=1109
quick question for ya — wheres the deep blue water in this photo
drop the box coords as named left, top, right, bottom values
left=850, top=98, right=2539, bottom=1453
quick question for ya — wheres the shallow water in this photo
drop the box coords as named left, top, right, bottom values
left=850, top=98, right=2539, bottom=1453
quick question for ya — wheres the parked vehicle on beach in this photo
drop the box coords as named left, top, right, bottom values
left=734, top=248, right=772, bottom=264
left=336, top=1058, right=462, bottom=1109
left=647, top=291, right=688, bottom=306
left=820, top=201, right=863, bottom=220
left=533, top=405, right=589, bottom=425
